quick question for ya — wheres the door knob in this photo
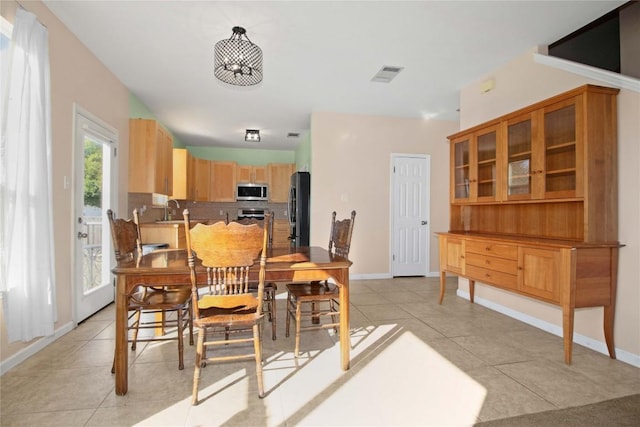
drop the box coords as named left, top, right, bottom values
left=421, top=221, right=428, bottom=225
left=77, top=232, right=88, bottom=239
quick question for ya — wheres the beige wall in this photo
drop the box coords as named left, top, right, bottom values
left=0, top=1, right=130, bottom=364
left=457, top=47, right=640, bottom=363
left=310, top=112, right=457, bottom=277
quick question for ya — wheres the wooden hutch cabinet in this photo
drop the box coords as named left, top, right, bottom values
left=438, top=85, right=621, bottom=364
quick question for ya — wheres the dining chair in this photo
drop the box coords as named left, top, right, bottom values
left=107, top=209, right=193, bottom=371
left=285, top=210, right=356, bottom=357
left=234, top=216, right=278, bottom=340
left=184, top=209, right=270, bottom=403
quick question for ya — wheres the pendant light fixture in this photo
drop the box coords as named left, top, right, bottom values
left=214, top=26, right=263, bottom=86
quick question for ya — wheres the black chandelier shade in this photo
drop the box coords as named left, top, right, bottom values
left=214, top=26, right=263, bottom=86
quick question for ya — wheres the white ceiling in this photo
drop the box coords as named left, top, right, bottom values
left=43, top=1, right=625, bottom=151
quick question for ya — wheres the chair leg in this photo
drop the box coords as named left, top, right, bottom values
left=271, top=291, right=277, bottom=340
left=285, top=293, right=291, bottom=338
left=177, top=308, right=184, bottom=370
left=330, top=300, right=338, bottom=333
left=131, top=309, right=142, bottom=350
left=192, top=327, right=205, bottom=405
left=254, top=323, right=265, bottom=398
left=294, top=300, right=302, bottom=357
left=188, top=304, right=194, bottom=346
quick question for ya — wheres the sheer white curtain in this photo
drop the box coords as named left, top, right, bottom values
left=0, top=8, right=55, bottom=342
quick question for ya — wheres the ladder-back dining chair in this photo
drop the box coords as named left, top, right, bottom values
left=234, top=216, right=277, bottom=340
left=285, top=210, right=356, bottom=357
left=184, top=209, right=271, bottom=403
left=107, top=208, right=193, bottom=371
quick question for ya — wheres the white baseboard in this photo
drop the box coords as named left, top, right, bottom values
left=0, top=321, right=75, bottom=375
left=456, top=289, right=640, bottom=368
left=350, top=271, right=440, bottom=280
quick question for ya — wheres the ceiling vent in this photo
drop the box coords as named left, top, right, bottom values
left=287, top=132, right=300, bottom=138
left=371, top=65, right=404, bottom=83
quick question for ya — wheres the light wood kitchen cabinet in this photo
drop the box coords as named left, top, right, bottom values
left=139, top=223, right=186, bottom=249
left=268, top=163, right=295, bottom=202
left=439, top=85, right=621, bottom=365
left=128, top=119, right=173, bottom=194
left=191, top=157, right=210, bottom=201
left=210, top=161, right=237, bottom=202
left=237, top=165, right=267, bottom=184
left=272, top=219, right=291, bottom=248
left=171, top=148, right=193, bottom=200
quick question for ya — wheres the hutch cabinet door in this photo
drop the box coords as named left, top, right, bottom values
left=541, top=95, right=583, bottom=199
left=440, top=236, right=465, bottom=274
left=450, top=134, right=474, bottom=203
left=505, top=112, right=539, bottom=200
left=517, top=246, right=561, bottom=303
left=475, top=125, right=500, bottom=202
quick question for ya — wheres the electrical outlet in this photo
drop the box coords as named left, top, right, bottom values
left=219, top=210, right=224, bottom=216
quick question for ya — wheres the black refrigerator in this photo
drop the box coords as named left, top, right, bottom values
left=288, top=171, right=310, bottom=247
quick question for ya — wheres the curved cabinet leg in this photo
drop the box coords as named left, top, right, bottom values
left=439, top=271, right=447, bottom=304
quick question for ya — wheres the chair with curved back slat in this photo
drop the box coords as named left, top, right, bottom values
left=107, top=209, right=193, bottom=372
left=285, top=210, right=356, bottom=357
left=184, top=209, right=271, bottom=403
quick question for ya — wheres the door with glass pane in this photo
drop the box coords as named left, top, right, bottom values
left=475, top=125, right=499, bottom=202
left=541, top=96, right=582, bottom=199
left=74, top=108, right=117, bottom=322
left=451, top=134, right=472, bottom=203
left=506, top=113, right=537, bottom=200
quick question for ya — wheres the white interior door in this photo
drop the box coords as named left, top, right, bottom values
left=392, top=154, right=430, bottom=276
left=73, top=106, right=118, bottom=322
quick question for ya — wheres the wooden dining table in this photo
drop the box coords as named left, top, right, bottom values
left=112, top=246, right=353, bottom=395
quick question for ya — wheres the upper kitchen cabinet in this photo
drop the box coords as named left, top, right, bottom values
left=210, top=161, right=237, bottom=202
left=129, top=119, right=173, bottom=194
left=190, top=156, right=210, bottom=202
left=237, top=165, right=268, bottom=184
left=268, top=163, right=295, bottom=202
left=171, top=148, right=193, bottom=200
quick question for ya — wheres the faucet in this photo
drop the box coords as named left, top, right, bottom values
left=164, top=199, right=180, bottom=221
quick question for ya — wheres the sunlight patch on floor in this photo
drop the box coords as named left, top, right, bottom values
left=298, top=331, right=487, bottom=426
left=132, top=325, right=486, bottom=426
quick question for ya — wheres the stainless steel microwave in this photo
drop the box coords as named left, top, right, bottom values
left=236, top=184, right=269, bottom=201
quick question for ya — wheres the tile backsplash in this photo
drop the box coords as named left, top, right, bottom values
left=127, top=193, right=288, bottom=223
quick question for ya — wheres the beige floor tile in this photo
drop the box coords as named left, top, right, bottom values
left=2, top=277, right=637, bottom=427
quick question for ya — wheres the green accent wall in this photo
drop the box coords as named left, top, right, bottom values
left=295, top=132, right=311, bottom=172
left=187, top=146, right=294, bottom=165
left=129, top=92, right=302, bottom=164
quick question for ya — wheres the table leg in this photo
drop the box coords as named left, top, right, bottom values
left=115, top=275, right=128, bottom=395
left=439, top=270, right=446, bottom=304
left=339, top=269, right=350, bottom=370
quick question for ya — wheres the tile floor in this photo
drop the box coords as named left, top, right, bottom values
left=1, top=277, right=639, bottom=426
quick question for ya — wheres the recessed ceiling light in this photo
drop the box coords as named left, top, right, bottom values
left=245, top=129, right=260, bottom=142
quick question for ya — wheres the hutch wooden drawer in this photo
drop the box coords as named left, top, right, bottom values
left=465, top=240, right=518, bottom=259
left=465, top=252, right=518, bottom=275
left=465, top=265, right=517, bottom=290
